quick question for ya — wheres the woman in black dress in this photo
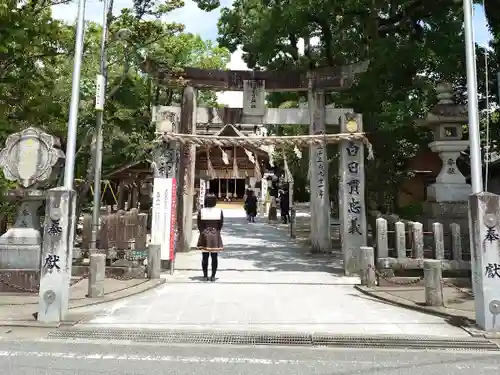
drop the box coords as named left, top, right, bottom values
left=197, top=194, right=224, bottom=281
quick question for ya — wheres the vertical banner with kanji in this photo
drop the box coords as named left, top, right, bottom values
left=199, top=179, right=206, bottom=209
left=152, top=177, right=177, bottom=261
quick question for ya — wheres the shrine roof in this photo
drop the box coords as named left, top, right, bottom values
left=195, top=124, right=270, bottom=157
left=141, top=59, right=369, bottom=92
left=104, top=159, right=152, bottom=179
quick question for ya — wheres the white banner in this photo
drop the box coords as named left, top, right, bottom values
left=151, top=177, right=177, bottom=261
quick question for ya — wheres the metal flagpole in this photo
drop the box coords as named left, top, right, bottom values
left=90, top=0, right=110, bottom=249
left=463, top=0, right=483, bottom=193
left=63, top=0, right=87, bottom=189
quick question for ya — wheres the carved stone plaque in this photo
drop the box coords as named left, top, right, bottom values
left=0, top=127, right=65, bottom=188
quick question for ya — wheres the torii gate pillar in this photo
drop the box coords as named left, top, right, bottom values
left=308, top=89, right=331, bottom=253
left=178, top=86, right=197, bottom=252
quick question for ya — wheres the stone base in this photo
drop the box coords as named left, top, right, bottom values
left=0, top=269, right=39, bottom=293
left=427, top=183, right=471, bottom=203
left=71, top=265, right=147, bottom=279
left=160, top=259, right=172, bottom=271
left=268, top=207, right=278, bottom=221
left=0, top=228, right=42, bottom=269
left=422, top=201, right=469, bottom=232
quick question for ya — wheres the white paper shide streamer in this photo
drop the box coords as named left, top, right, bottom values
left=206, top=149, right=216, bottom=179
left=220, top=147, right=229, bottom=165
left=293, top=145, right=302, bottom=159
left=231, top=146, right=239, bottom=178
left=244, top=148, right=255, bottom=164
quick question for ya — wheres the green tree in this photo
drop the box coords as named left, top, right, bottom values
left=0, top=0, right=229, bottom=216
left=195, top=0, right=491, bottom=210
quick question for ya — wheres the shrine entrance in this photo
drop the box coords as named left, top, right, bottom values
left=206, top=179, right=246, bottom=200
left=193, top=124, right=272, bottom=203
left=145, top=61, right=372, bottom=276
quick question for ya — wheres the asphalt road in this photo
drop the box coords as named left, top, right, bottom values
left=0, top=338, right=498, bottom=375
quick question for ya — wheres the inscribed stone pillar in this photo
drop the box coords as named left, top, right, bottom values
left=178, top=86, right=197, bottom=252
left=468, top=192, right=500, bottom=331
left=260, top=177, right=268, bottom=216
left=339, top=113, right=367, bottom=276
left=37, top=187, right=76, bottom=323
left=308, top=88, right=330, bottom=253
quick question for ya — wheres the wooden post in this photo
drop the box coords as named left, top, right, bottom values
left=339, top=113, right=367, bottom=275
left=308, top=87, right=330, bottom=253
left=117, top=181, right=126, bottom=210
left=178, top=86, right=197, bottom=253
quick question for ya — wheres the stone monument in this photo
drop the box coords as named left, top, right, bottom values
left=0, top=127, right=65, bottom=292
left=420, top=82, right=471, bottom=229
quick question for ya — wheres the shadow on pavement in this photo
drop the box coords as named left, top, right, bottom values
left=209, top=215, right=345, bottom=276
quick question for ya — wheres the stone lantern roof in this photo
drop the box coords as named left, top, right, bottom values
left=422, top=82, right=468, bottom=125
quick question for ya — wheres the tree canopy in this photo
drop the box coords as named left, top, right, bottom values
left=194, top=0, right=498, bottom=210
left=0, top=0, right=230, bottom=214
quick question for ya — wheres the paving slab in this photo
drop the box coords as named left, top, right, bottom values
left=356, top=283, right=475, bottom=322
left=0, top=278, right=165, bottom=326
left=74, top=208, right=470, bottom=338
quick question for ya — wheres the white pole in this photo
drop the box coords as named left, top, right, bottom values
left=63, top=0, right=87, bottom=189
left=463, top=0, right=483, bottom=193
left=90, top=0, right=109, bottom=249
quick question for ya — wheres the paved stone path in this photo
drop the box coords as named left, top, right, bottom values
left=75, top=209, right=469, bottom=337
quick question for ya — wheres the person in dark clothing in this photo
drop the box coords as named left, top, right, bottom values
left=244, top=189, right=258, bottom=222
left=244, top=189, right=251, bottom=220
left=196, top=194, right=223, bottom=282
left=279, top=189, right=290, bottom=224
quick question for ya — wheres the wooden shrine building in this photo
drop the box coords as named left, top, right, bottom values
left=195, top=124, right=271, bottom=201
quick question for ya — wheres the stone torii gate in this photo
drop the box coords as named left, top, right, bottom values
left=144, top=60, right=370, bottom=275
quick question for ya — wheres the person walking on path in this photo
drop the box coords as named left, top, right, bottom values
left=196, top=193, right=224, bottom=282
left=244, top=189, right=258, bottom=222
left=279, top=189, right=290, bottom=224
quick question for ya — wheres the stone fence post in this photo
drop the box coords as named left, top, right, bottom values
left=432, top=222, right=444, bottom=260
left=375, top=217, right=388, bottom=259
left=359, top=246, right=376, bottom=287
left=88, top=253, right=105, bottom=298
left=147, top=243, right=161, bottom=279
left=374, top=218, right=465, bottom=263
left=424, top=259, right=443, bottom=306
left=37, top=187, right=76, bottom=323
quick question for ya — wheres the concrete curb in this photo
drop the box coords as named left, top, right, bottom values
left=69, top=279, right=166, bottom=309
left=1, top=279, right=155, bottom=306
left=0, top=279, right=166, bottom=328
left=354, top=284, right=475, bottom=323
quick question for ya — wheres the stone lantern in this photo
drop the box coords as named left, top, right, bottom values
left=420, top=82, right=471, bottom=228
left=0, top=127, right=65, bottom=292
left=422, top=82, right=471, bottom=202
